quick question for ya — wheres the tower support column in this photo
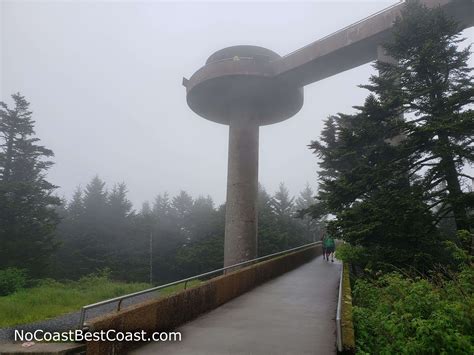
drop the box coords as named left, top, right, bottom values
left=224, top=116, right=259, bottom=267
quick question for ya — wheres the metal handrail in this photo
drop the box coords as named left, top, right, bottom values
left=336, top=264, right=344, bottom=352
left=78, top=241, right=321, bottom=329
left=277, top=1, right=405, bottom=61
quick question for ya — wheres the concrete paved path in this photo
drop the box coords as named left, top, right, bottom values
left=133, top=255, right=341, bottom=355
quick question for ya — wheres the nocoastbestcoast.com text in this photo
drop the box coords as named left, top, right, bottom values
left=14, top=329, right=182, bottom=342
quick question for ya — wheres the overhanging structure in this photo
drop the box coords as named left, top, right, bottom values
left=183, top=0, right=474, bottom=267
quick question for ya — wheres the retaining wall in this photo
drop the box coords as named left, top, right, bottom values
left=340, top=263, right=356, bottom=353
left=86, top=244, right=322, bottom=354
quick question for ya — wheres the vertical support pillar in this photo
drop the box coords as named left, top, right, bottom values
left=378, top=45, right=410, bottom=190
left=377, top=45, right=397, bottom=66
left=377, top=45, right=405, bottom=146
left=224, top=116, right=259, bottom=267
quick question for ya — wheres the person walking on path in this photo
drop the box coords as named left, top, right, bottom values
left=323, top=234, right=335, bottom=262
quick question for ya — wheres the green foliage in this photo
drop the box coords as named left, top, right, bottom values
left=335, top=244, right=368, bottom=265
left=0, top=273, right=149, bottom=327
left=173, top=183, right=320, bottom=278
left=313, top=7, right=474, bottom=350
left=0, top=93, right=61, bottom=276
left=174, top=234, right=224, bottom=278
left=456, top=229, right=473, bottom=254
left=51, top=176, right=318, bottom=284
left=258, top=184, right=316, bottom=256
left=0, top=268, right=27, bottom=296
left=308, top=1, right=474, bottom=272
left=365, top=0, right=474, bottom=232
left=0, top=91, right=319, bottom=293
left=442, top=235, right=472, bottom=269
left=352, top=266, right=474, bottom=354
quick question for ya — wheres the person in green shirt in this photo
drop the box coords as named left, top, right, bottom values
left=323, top=234, right=336, bottom=262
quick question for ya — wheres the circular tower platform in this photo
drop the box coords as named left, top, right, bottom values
left=184, top=45, right=304, bottom=267
left=185, top=45, right=304, bottom=126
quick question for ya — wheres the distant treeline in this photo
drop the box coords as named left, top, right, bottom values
left=0, top=93, right=321, bottom=286
left=51, top=177, right=321, bottom=284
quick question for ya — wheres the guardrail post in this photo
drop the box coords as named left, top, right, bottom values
left=78, top=307, right=86, bottom=331
left=336, top=265, right=343, bottom=352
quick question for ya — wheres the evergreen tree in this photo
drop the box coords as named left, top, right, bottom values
left=259, top=183, right=308, bottom=254
left=107, top=183, right=133, bottom=220
left=68, top=187, right=84, bottom=222
left=310, top=98, right=444, bottom=269
left=189, top=195, right=216, bottom=242
left=174, top=202, right=225, bottom=278
left=0, top=93, right=60, bottom=275
left=153, top=193, right=171, bottom=218
left=151, top=192, right=181, bottom=252
left=308, top=1, right=473, bottom=267
left=271, top=183, right=295, bottom=217
left=171, top=191, right=194, bottom=221
left=140, top=201, right=152, bottom=216
left=54, top=176, right=109, bottom=277
left=365, top=0, right=473, bottom=233
left=295, top=184, right=322, bottom=241
left=171, top=190, right=194, bottom=244
left=295, top=184, right=314, bottom=212
left=83, top=176, right=108, bottom=221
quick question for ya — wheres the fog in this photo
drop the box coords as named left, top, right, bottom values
left=2, top=0, right=473, bottom=207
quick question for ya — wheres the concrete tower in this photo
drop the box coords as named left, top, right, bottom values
left=183, top=46, right=303, bottom=267
left=183, top=1, right=473, bottom=268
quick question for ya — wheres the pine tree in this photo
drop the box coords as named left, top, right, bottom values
left=271, top=183, right=295, bottom=217
left=171, top=191, right=194, bottom=243
left=310, top=95, right=445, bottom=269
left=141, top=201, right=152, bottom=216
left=153, top=193, right=171, bottom=218
left=295, top=184, right=322, bottom=241
left=308, top=1, right=473, bottom=267
left=107, top=182, right=133, bottom=220
left=190, top=196, right=215, bottom=242
left=0, top=93, right=60, bottom=275
left=83, top=176, right=108, bottom=220
left=365, top=0, right=473, bottom=233
left=258, top=184, right=285, bottom=255
left=68, top=187, right=84, bottom=222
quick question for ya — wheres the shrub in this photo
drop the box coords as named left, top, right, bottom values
left=335, top=243, right=368, bottom=265
left=352, top=266, right=474, bottom=354
left=0, top=268, right=27, bottom=296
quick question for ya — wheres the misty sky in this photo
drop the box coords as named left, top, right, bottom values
left=1, top=1, right=473, bottom=208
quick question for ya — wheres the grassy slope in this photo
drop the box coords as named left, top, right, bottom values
left=0, top=277, right=200, bottom=327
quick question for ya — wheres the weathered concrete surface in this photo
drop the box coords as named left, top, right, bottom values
left=86, top=245, right=321, bottom=354
left=274, top=0, right=474, bottom=87
left=184, top=45, right=304, bottom=268
left=184, top=45, right=304, bottom=126
left=132, top=255, right=341, bottom=355
left=224, top=118, right=259, bottom=267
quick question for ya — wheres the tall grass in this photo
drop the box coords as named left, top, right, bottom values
left=0, top=274, right=200, bottom=327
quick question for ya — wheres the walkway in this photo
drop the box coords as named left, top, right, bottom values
left=132, top=255, right=341, bottom=355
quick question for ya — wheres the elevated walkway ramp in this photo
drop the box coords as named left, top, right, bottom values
left=132, top=255, right=341, bottom=355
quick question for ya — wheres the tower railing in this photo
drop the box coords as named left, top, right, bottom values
left=278, top=1, right=405, bottom=61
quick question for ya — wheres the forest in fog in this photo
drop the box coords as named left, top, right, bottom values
left=0, top=92, right=320, bottom=292
left=51, top=177, right=320, bottom=284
